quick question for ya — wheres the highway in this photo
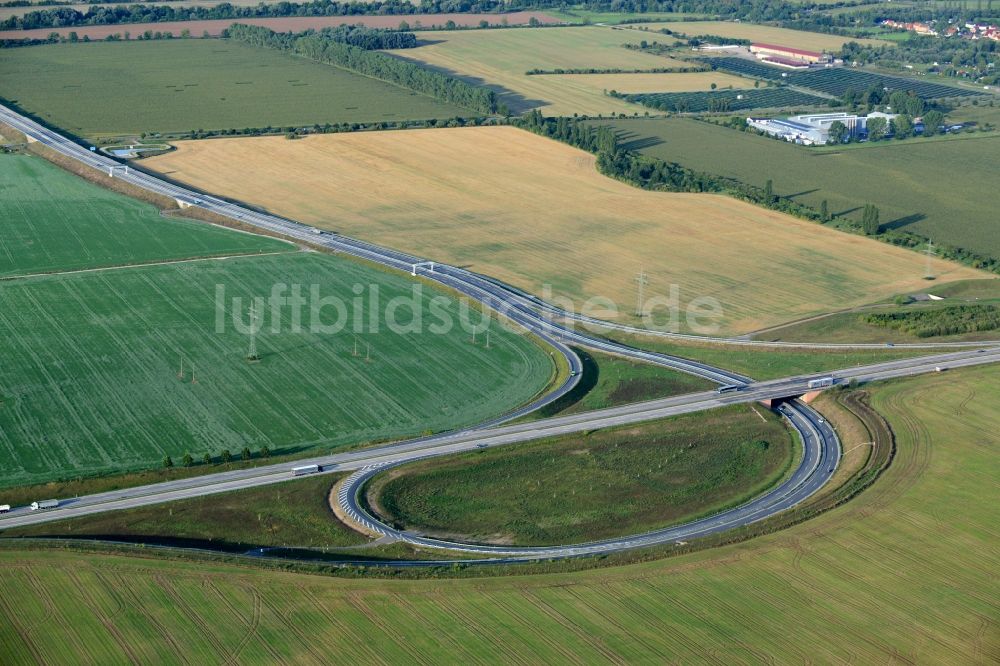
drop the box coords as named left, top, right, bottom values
left=3, top=347, right=998, bottom=545
left=2, top=103, right=999, bottom=562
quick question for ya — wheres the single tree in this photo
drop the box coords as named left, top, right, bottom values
left=241, top=446, right=252, bottom=461
left=221, top=449, right=233, bottom=463
left=866, top=116, right=888, bottom=141
left=763, top=179, right=774, bottom=203
left=862, top=203, right=881, bottom=235
left=893, top=114, right=914, bottom=139
left=827, top=120, right=848, bottom=143
left=820, top=199, right=830, bottom=222
left=163, top=455, right=174, bottom=469
left=260, top=445, right=271, bottom=458
left=182, top=453, right=194, bottom=467
left=202, top=452, right=212, bottom=465
left=923, top=110, right=944, bottom=136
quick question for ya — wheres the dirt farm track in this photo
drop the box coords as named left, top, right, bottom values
left=0, top=11, right=561, bottom=42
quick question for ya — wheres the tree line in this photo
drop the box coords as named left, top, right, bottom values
left=864, top=305, right=1000, bottom=338
left=0, top=0, right=888, bottom=32
left=225, top=23, right=498, bottom=114
left=163, top=445, right=272, bottom=469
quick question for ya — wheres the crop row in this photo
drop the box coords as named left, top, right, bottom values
left=787, top=67, right=983, bottom=100
left=700, top=57, right=787, bottom=81
left=703, top=58, right=983, bottom=101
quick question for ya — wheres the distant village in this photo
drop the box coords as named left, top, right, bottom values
left=880, top=19, right=1000, bottom=41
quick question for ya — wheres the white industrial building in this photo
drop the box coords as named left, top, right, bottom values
left=747, top=111, right=898, bottom=144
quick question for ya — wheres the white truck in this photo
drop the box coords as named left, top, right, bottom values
left=30, top=499, right=59, bottom=511
left=0, top=504, right=10, bottom=514
left=291, top=464, right=321, bottom=477
left=807, top=377, right=836, bottom=389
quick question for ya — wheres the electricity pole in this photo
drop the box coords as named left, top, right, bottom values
left=634, top=269, right=649, bottom=317
left=247, top=303, right=260, bottom=361
left=924, top=240, right=936, bottom=280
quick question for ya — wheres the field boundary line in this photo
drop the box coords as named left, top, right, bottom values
left=0, top=249, right=298, bottom=283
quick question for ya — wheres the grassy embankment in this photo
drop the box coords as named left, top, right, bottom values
left=758, top=278, right=1000, bottom=343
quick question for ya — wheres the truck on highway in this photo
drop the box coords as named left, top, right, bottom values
left=717, top=384, right=743, bottom=394
left=807, top=377, right=836, bottom=389
left=30, top=499, right=59, bottom=511
left=291, top=464, right=321, bottom=477
left=0, top=504, right=10, bottom=514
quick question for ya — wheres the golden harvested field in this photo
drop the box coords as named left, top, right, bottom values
left=542, top=70, right=755, bottom=95
left=388, top=26, right=692, bottom=116
left=145, top=127, right=981, bottom=335
left=639, top=21, right=892, bottom=49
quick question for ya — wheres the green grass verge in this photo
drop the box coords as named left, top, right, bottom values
left=0, top=366, right=995, bottom=661
left=0, top=153, right=291, bottom=276
left=0, top=252, right=555, bottom=488
left=0, top=40, right=468, bottom=139
left=2, top=473, right=366, bottom=550
left=593, top=116, right=1000, bottom=261
left=756, top=278, right=1000, bottom=343
left=368, top=405, right=793, bottom=546
left=600, top=329, right=929, bottom=380
left=524, top=347, right=713, bottom=420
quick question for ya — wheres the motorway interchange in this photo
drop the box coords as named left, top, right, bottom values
left=2, top=103, right=999, bottom=564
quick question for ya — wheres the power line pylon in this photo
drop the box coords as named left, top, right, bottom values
left=247, top=303, right=260, bottom=361
left=634, top=269, right=649, bottom=317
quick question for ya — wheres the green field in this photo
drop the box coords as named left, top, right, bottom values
left=0, top=40, right=468, bottom=139
left=594, top=117, right=1000, bottom=260
left=0, top=153, right=291, bottom=276
left=1, top=365, right=996, bottom=662
left=370, top=405, right=792, bottom=545
left=0, top=252, right=555, bottom=487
